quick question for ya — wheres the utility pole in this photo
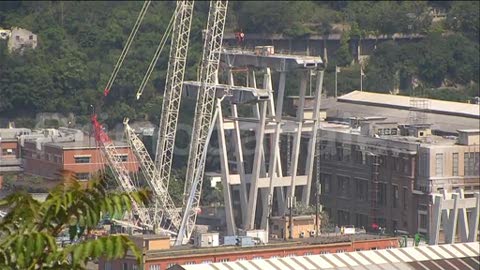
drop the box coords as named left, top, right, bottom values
left=315, top=180, right=319, bottom=237
left=360, top=70, right=363, bottom=92
left=335, top=66, right=339, bottom=98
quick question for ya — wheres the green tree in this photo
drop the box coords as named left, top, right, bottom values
left=446, top=1, right=479, bottom=41
left=0, top=172, right=151, bottom=269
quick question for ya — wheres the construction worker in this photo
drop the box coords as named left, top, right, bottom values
left=235, top=30, right=245, bottom=45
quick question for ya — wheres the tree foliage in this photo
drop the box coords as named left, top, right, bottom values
left=0, top=172, right=151, bottom=269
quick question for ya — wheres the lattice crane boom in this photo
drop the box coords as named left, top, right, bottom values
left=176, top=0, right=228, bottom=246
left=124, top=121, right=182, bottom=232
left=154, top=0, right=194, bottom=191
left=91, top=115, right=152, bottom=227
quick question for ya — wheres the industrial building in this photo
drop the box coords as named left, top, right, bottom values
left=99, top=234, right=399, bottom=270
left=171, top=241, right=479, bottom=270
left=0, top=127, right=138, bottom=184
left=298, top=91, right=480, bottom=239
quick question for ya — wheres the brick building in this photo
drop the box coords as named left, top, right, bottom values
left=100, top=235, right=398, bottom=270
left=21, top=128, right=138, bottom=180
left=0, top=127, right=138, bottom=184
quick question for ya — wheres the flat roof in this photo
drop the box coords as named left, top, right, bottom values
left=43, top=137, right=129, bottom=150
left=321, top=96, right=479, bottom=134
left=338, top=91, right=480, bottom=119
left=177, top=242, right=480, bottom=270
left=145, top=234, right=395, bottom=260
left=458, top=129, right=480, bottom=133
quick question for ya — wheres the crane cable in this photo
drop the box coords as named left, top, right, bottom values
left=103, top=0, right=151, bottom=97
left=136, top=5, right=177, bottom=100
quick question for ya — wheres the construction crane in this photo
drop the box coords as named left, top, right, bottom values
left=152, top=0, right=194, bottom=193
left=91, top=115, right=152, bottom=228
left=93, top=0, right=228, bottom=245
left=176, top=0, right=228, bottom=246
left=124, top=119, right=182, bottom=234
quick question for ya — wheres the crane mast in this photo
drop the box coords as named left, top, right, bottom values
left=154, top=0, right=194, bottom=191
left=177, top=0, right=228, bottom=246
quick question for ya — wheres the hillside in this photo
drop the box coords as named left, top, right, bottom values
left=0, top=1, right=478, bottom=129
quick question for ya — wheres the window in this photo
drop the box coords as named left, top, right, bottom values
left=378, top=183, right=387, bottom=206
left=420, top=153, right=429, bottom=177
left=132, top=265, right=139, bottom=270
left=29, top=35, right=33, bottom=40
left=384, top=128, right=390, bottom=135
left=336, top=249, right=346, bottom=253
left=270, top=256, right=280, bottom=259
left=122, top=263, right=128, bottom=270
left=185, top=261, right=195, bottom=265
left=304, top=252, right=313, bottom=256
left=392, top=185, right=399, bottom=208
left=403, top=187, right=408, bottom=210
left=74, top=156, right=91, bottom=163
left=319, top=251, right=329, bottom=254
left=201, top=260, right=213, bottom=264
left=115, top=154, right=128, bottom=162
left=149, top=265, right=160, bottom=270
left=219, top=259, right=229, bottom=262
left=166, top=263, right=175, bottom=268
left=435, top=153, right=444, bottom=176
left=377, top=129, right=383, bottom=135
left=236, top=258, right=246, bottom=261
left=452, top=153, right=459, bottom=176
left=320, top=174, right=331, bottom=194
left=403, top=158, right=410, bottom=174
left=391, top=128, right=398, bottom=135
left=337, top=176, right=350, bottom=198
left=105, top=262, right=112, bottom=270
left=252, top=256, right=263, bottom=260
left=76, top=173, right=90, bottom=181
left=464, top=152, right=480, bottom=176
left=419, top=213, right=427, bottom=229
left=355, top=178, right=368, bottom=201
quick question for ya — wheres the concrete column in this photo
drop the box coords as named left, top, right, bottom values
left=429, top=195, right=443, bottom=245
left=468, top=193, right=480, bottom=242
left=261, top=68, right=286, bottom=229
left=457, top=189, right=469, bottom=242
left=216, top=99, right=236, bottom=235
left=287, top=70, right=308, bottom=210
left=245, top=101, right=268, bottom=229
left=445, top=193, right=459, bottom=244
left=228, top=69, right=248, bottom=226
left=302, top=70, right=324, bottom=205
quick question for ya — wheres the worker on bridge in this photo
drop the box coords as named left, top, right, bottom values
left=235, top=29, right=245, bottom=45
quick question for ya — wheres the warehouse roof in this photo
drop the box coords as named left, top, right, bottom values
left=338, top=91, right=479, bottom=119
left=173, top=242, right=479, bottom=270
left=321, top=94, right=479, bottom=134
